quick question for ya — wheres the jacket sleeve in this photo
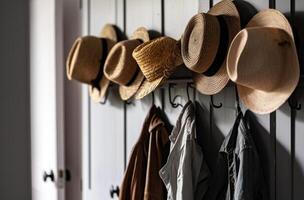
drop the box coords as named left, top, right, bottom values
left=144, top=126, right=169, bottom=200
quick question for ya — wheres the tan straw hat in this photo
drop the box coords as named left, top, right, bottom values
left=104, top=27, right=150, bottom=100
left=66, top=24, right=118, bottom=103
left=181, top=0, right=240, bottom=95
left=133, top=36, right=183, bottom=99
left=227, top=9, right=300, bottom=114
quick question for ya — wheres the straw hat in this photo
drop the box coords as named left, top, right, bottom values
left=227, top=9, right=299, bottom=114
left=181, top=0, right=240, bottom=95
left=66, top=24, right=118, bottom=103
left=104, top=27, right=150, bottom=100
left=133, top=37, right=183, bottom=99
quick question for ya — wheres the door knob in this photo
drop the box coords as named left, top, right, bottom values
left=109, top=185, right=120, bottom=198
left=43, top=170, right=55, bottom=182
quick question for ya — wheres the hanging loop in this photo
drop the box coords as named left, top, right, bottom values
left=210, top=95, right=222, bottom=109
left=168, top=83, right=183, bottom=108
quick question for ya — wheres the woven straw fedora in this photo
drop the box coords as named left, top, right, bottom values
left=227, top=9, right=300, bottom=114
left=181, top=0, right=240, bottom=95
left=133, top=36, right=183, bottom=99
left=104, top=27, right=150, bottom=100
left=66, top=24, right=118, bottom=103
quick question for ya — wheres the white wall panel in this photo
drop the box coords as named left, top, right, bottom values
left=84, top=1, right=304, bottom=200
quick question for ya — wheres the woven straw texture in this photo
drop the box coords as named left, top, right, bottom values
left=65, top=24, right=118, bottom=103
left=133, top=37, right=183, bottom=99
left=227, top=9, right=299, bottom=114
left=194, top=0, right=241, bottom=95
left=103, top=27, right=151, bottom=100
left=131, top=27, right=150, bottom=42
left=182, top=13, right=220, bottom=73
left=104, top=39, right=144, bottom=100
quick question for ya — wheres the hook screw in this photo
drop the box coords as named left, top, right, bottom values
left=210, top=95, right=222, bottom=109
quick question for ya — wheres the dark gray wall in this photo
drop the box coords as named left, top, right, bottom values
left=0, top=0, right=31, bottom=200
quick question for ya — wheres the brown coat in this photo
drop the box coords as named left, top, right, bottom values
left=119, top=106, right=170, bottom=200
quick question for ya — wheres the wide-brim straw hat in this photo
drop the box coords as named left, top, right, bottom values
left=181, top=0, right=240, bottom=95
left=227, top=9, right=299, bottom=114
left=133, top=37, right=183, bottom=99
left=104, top=27, right=150, bottom=100
left=66, top=24, right=118, bottom=103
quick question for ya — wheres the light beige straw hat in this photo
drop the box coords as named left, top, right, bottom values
left=181, top=0, right=240, bottom=95
left=227, top=9, right=299, bottom=114
left=104, top=27, right=150, bottom=100
left=133, top=36, right=183, bottom=99
left=66, top=24, right=118, bottom=103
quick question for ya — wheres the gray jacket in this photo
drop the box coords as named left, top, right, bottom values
left=205, top=111, right=268, bottom=200
left=159, top=101, right=210, bottom=200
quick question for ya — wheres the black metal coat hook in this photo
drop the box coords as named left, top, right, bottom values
left=186, top=82, right=195, bottom=101
left=210, top=95, right=222, bottom=108
left=125, top=99, right=133, bottom=105
left=288, top=98, right=301, bottom=110
left=168, top=83, right=183, bottom=108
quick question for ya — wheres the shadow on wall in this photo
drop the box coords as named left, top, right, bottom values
left=294, top=12, right=304, bottom=75
left=191, top=102, right=304, bottom=200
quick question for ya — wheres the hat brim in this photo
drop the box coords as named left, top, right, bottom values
left=134, top=77, right=164, bottom=99
left=194, top=0, right=240, bottom=95
left=119, top=71, right=145, bottom=100
left=194, top=65, right=229, bottom=95
left=89, top=76, right=111, bottom=103
left=238, top=74, right=299, bottom=114
left=247, top=9, right=293, bottom=39
left=89, top=24, right=118, bottom=103
left=117, top=27, right=150, bottom=100
left=131, top=27, right=150, bottom=43
left=101, top=24, right=118, bottom=42
left=230, top=9, right=299, bottom=114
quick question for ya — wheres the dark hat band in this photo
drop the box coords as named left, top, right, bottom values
left=91, top=38, right=108, bottom=89
left=203, top=15, right=229, bottom=77
left=124, top=39, right=143, bottom=86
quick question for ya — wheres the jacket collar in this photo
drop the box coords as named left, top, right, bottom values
left=219, top=112, right=244, bottom=153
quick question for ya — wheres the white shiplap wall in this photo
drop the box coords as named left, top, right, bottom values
left=81, top=1, right=304, bottom=200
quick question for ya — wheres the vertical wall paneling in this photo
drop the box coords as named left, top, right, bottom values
left=163, top=0, right=199, bottom=124
left=83, top=0, right=304, bottom=199
left=294, top=93, right=304, bottom=200
left=125, top=0, right=162, bottom=159
left=294, top=0, right=304, bottom=199
left=84, top=1, right=125, bottom=200
left=246, top=1, right=274, bottom=200
left=274, top=1, right=292, bottom=199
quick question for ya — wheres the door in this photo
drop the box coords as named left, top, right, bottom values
left=30, top=0, right=65, bottom=199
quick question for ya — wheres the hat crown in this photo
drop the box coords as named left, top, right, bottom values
left=104, top=39, right=141, bottom=86
left=133, top=37, right=183, bottom=82
left=227, top=27, right=299, bottom=92
left=182, top=13, right=221, bottom=73
left=66, top=36, right=106, bottom=84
